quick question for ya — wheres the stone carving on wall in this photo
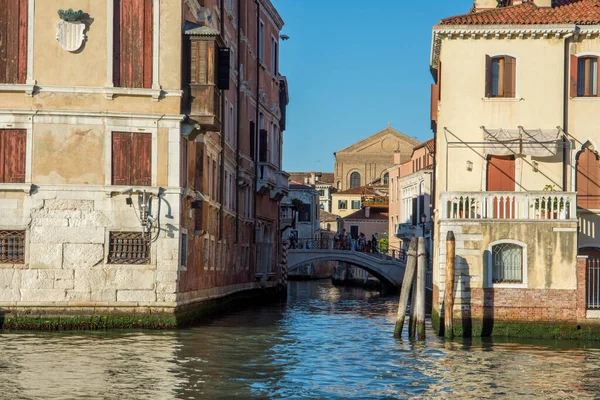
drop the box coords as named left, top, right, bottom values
left=56, top=9, right=87, bottom=52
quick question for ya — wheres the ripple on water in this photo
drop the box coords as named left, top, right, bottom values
left=0, top=281, right=600, bottom=399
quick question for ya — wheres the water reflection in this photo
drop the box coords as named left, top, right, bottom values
left=0, top=281, right=598, bottom=399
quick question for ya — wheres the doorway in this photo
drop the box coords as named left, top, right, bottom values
left=487, top=156, right=516, bottom=218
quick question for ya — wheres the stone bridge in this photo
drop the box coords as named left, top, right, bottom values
left=287, top=240, right=406, bottom=287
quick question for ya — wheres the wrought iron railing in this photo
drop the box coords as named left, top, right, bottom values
left=108, top=231, right=150, bottom=265
left=0, top=230, right=25, bottom=264
left=587, top=258, right=600, bottom=309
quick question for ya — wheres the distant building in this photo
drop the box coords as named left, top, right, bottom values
left=339, top=207, right=388, bottom=242
left=388, top=139, right=434, bottom=254
left=331, top=186, right=380, bottom=218
left=287, top=172, right=336, bottom=212
left=319, top=210, right=340, bottom=233
left=333, top=124, right=420, bottom=192
left=280, top=182, right=320, bottom=242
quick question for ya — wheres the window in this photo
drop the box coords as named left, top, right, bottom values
left=338, top=200, right=347, bottom=210
left=181, top=233, right=188, bottom=270
left=577, top=57, right=598, bottom=97
left=204, top=237, right=209, bottom=270
left=351, top=200, right=361, bottom=209
left=383, top=172, right=389, bottom=185
left=108, top=232, right=150, bottom=264
left=271, top=37, right=277, bottom=75
left=114, top=0, right=153, bottom=88
left=0, top=0, right=27, bottom=84
left=485, top=55, right=516, bottom=98
left=318, top=189, right=325, bottom=197
left=298, top=203, right=311, bottom=222
left=0, top=130, right=26, bottom=183
left=259, top=20, right=265, bottom=62
left=349, top=172, right=360, bottom=188
left=112, top=132, right=152, bottom=186
left=0, top=230, right=25, bottom=264
left=181, top=138, right=188, bottom=188
left=490, top=242, right=526, bottom=286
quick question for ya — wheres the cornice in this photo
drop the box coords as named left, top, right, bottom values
left=258, top=0, right=284, bottom=31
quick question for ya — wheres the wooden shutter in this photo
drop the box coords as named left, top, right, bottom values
left=249, top=121, right=255, bottom=160
left=259, top=129, right=267, bottom=162
left=438, top=61, right=442, bottom=100
left=195, top=144, right=204, bottom=192
left=132, top=133, right=151, bottom=186
left=3, top=129, right=25, bottom=183
left=0, top=0, right=28, bottom=84
left=504, top=56, right=516, bottom=98
left=570, top=54, right=578, bottom=98
left=485, top=55, right=492, bottom=97
left=430, top=84, right=439, bottom=123
left=112, top=132, right=131, bottom=185
left=115, top=0, right=153, bottom=88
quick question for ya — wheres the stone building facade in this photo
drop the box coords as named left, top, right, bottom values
left=0, top=0, right=288, bottom=326
left=333, top=125, right=420, bottom=192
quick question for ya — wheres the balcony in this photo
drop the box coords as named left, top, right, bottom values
left=361, top=195, right=389, bottom=209
left=189, top=84, right=222, bottom=132
left=257, top=162, right=277, bottom=194
left=271, top=171, right=290, bottom=200
left=440, top=191, right=577, bottom=221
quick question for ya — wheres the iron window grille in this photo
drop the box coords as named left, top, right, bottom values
left=108, top=232, right=150, bottom=265
left=0, top=230, right=25, bottom=264
left=492, top=243, right=523, bottom=283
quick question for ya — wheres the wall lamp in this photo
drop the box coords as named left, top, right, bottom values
left=466, top=160, right=473, bottom=172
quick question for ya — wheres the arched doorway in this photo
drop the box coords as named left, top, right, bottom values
left=576, top=144, right=600, bottom=210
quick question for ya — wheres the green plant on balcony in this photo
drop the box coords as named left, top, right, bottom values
left=451, top=196, right=476, bottom=218
left=534, top=185, right=564, bottom=217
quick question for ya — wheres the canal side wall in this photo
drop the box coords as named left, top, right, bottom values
left=431, top=220, right=600, bottom=339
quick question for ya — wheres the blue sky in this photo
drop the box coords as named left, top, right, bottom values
left=272, top=0, right=473, bottom=172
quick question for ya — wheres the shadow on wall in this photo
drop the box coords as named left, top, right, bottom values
left=482, top=250, right=494, bottom=337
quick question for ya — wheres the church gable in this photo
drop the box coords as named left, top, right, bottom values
left=336, top=126, right=420, bottom=156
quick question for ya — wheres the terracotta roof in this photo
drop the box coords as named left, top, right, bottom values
left=440, top=0, right=600, bottom=25
left=343, top=208, right=389, bottom=221
left=320, top=210, right=339, bottom=222
left=334, top=186, right=378, bottom=195
left=289, top=181, right=312, bottom=190
left=412, top=138, right=435, bottom=154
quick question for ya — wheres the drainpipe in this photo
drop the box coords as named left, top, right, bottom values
left=253, top=0, right=260, bottom=267
left=562, top=31, right=575, bottom=192
left=219, top=0, right=226, bottom=240
left=235, top=0, right=241, bottom=243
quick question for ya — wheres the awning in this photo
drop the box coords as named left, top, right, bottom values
left=483, top=127, right=561, bottom=157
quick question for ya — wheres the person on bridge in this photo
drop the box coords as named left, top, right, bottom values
left=358, top=233, right=367, bottom=252
left=372, top=233, right=378, bottom=254
left=289, top=230, right=297, bottom=249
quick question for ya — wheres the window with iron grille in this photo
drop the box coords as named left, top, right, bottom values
left=492, top=243, right=523, bottom=284
left=0, top=230, right=25, bottom=264
left=108, top=232, right=150, bottom=264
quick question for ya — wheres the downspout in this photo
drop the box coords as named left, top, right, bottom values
left=563, top=31, right=575, bottom=192
left=253, top=0, right=260, bottom=267
left=235, top=0, right=241, bottom=243
left=219, top=0, right=226, bottom=240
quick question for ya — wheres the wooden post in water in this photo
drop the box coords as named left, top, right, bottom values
left=444, top=231, right=456, bottom=339
left=408, top=272, right=417, bottom=338
left=394, top=237, right=418, bottom=338
left=416, top=237, right=427, bottom=340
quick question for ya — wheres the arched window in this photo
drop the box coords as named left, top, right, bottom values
left=349, top=172, right=360, bottom=188
left=383, top=172, right=389, bottom=185
left=488, top=241, right=527, bottom=287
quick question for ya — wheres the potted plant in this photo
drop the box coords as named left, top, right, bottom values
left=534, top=185, right=564, bottom=219
left=452, top=196, right=476, bottom=218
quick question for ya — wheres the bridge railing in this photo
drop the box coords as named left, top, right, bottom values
left=289, top=238, right=406, bottom=263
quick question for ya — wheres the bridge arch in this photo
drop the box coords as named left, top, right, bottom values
left=287, top=250, right=404, bottom=287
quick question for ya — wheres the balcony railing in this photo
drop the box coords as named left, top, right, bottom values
left=271, top=171, right=290, bottom=200
left=440, top=191, right=577, bottom=221
left=257, top=162, right=277, bottom=194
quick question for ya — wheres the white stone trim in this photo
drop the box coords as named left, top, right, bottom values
left=167, top=128, right=181, bottom=187
left=0, top=109, right=184, bottom=125
left=486, top=239, right=528, bottom=289
left=106, top=0, right=114, bottom=88
left=26, top=0, right=35, bottom=87
left=152, top=0, right=161, bottom=94
left=553, top=227, right=577, bottom=232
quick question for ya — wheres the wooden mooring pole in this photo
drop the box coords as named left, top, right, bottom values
left=416, top=237, right=427, bottom=340
left=444, top=231, right=456, bottom=339
left=394, top=237, right=418, bottom=338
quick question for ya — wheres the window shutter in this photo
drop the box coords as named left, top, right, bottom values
left=570, top=54, right=578, bottom=98
left=438, top=61, right=442, bottom=100
left=485, top=55, right=492, bottom=97
left=132, top=133, right=152, bottom=186
left=411, top=197, right=418, bottom=226
left=259, top=129, right=268, bottom=162
left=430, top=84, right=439, bottom=123
left=195, top=145, right=204, bottom=192
left=112, top=132, right=131, bottom=185
left=0, top=0, right=27, bottom=84
left=504, top=56, right=516, bottom=98
left=3, top=130, right=26, bottom=183
left=217, top=47, right=230, bottom=90
left=115, top=0, right=153, bottom=88
left=596, top=56, right=600, bottom=97
left=249, top=121, right=255, bottom=160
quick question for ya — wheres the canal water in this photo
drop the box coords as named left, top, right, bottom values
left=1, top=281, right=600, bottom=399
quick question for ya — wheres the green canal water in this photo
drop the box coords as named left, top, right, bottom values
left=0, top=280, right=599, bottom=399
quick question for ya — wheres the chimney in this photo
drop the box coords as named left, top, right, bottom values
left=393, top=151, right=402, bottom=165
left=473, top=0, right=501, bottom=11
left=534, top=0, right=552, bottom=7
left=365, top=207, right=371, bottom=219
